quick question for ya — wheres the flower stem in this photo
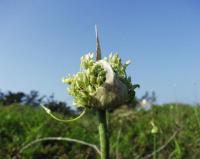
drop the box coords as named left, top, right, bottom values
left=95, top=26, right=109, bottom=159
left=97, top=109, right=110, bottom=159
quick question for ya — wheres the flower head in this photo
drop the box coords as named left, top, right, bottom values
left=63, top=53, right=139, bottom=110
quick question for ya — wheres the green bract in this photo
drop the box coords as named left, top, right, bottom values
left=63, top=53, right=139, bottom=110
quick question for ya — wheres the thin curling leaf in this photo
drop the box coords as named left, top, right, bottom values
left=41, top=104, right=86, bottom=123
left=41, top=105, right=51, bottom=114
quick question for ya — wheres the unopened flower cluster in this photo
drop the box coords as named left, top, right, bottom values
left=63, top=53, right=138, bottom=109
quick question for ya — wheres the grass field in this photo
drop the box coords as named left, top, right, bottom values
left=1, top=103, right=200, bottom=159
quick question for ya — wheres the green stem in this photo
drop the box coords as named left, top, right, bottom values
left=97, top=109, right=110, bottom=159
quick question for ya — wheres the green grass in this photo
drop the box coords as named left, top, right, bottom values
left=1, top=103, right=200, bottom=159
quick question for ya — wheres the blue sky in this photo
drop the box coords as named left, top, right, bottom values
left=0, top=0, right=200, bottom=105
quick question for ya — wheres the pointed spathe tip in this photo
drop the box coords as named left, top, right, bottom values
left=95, top=25, right=101, bottom=61
left=95, top=24, right=98, bottom=38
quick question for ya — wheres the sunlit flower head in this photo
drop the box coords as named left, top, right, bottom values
left=63, top=53, right=139, bottom=110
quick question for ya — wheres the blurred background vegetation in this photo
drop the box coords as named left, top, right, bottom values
left=1, top=90, right=200, bottom=159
